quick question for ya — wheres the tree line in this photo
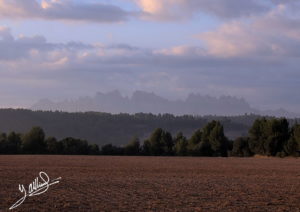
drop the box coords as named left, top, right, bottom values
left=0, top=127, right=100, bottom=155
left=0, top=118, right=299, bottom=157
left=0, top=109, right=255, bottom=146
left=231, top=118, right=300, bottom=157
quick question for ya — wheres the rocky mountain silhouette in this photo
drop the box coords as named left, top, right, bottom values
left=31, top=90, right=299, bottom=118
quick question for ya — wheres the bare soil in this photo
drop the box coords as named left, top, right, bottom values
left=0, top=156, right=299, bottom=211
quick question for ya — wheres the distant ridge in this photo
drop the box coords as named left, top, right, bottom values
left=31, top=90, right=300, bottom=118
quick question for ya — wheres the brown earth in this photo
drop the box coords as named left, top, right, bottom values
left=0, top=156, right=299, bottom=212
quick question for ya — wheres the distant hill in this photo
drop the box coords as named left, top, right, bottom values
left=31, top=90, right=300, bottom=118
left=0, top=109, right=266, bottom=146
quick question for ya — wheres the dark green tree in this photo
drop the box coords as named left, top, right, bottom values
left=101, top=144, right=123, bottom=155
left=249, top=118, right=289, bottom=156
left=0, top=133, right=7, bottom=154
left=249, top=118, right=266, bottom=154
left=46, top=136, right=60, bottom=154
left=208, top=121, right=229, bottom=157
left=162, top=131, right=174, bottom=155
left=147, top=128, right=174, bottom=156
left=60, top=137, right=89, bottom=155
left=142, top=139, right=151, bottom=156
left=0, top=132, right=21, bottom=154
left=264, top=118, right=289, bottom=156
left=187, top=129, right=202, bottom=156
left=284, top=124, right=300, bottom=156
left=231, top=137, right=253, bottom=157
left=7, top=132, right=22, bottom=154
left=173, top=132, right=187, bottom=156
left=88, top=144, right=100, bottom=155
left=22, top=127, right=46, bottom=154
left=187, top=121, right=229, bottom=157
left=199, top=121, right=228, bottom=157
left=124, top=137, right=140, bottom=155
left=149, top=128, right=165, bottom=155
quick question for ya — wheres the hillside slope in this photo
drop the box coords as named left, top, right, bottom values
left=0, top=109, right=262, bottom=145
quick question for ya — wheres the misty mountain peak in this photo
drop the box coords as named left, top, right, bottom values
left=31, top=90, right=299, bottom=117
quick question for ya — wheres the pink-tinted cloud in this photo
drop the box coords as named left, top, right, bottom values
left=197, top=3, right=300, bottom=57
left=135, top=0, right=269, bottom=21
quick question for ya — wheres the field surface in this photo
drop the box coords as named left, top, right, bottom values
left=0, top=156, right=299, bottom=211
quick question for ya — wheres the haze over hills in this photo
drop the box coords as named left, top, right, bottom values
left=0, top=109, right=257, bottom=145
left=31, top=90, right=300, bottom=118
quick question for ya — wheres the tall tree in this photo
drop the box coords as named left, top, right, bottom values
left=174, top=132, right=188, bottom=156
left=148, top=128, right=174, bottom=156
left=249, top=118, right=289, bottom=156
left=124, top=137, right=140, bottom=155
left=187, top=129, right=202, bottom=156
left=249, top=118, right=267, bottom=155
left=7, top=132, right=22, bottom=154
left=22, top=127, right=46, bottom=154
left=231, top=137, right=252, bottom=157
left=46, top=136, right=60, bottom=154
left=207, top=121, right=229, bottom=157
left=284, top=123, right=300, bottom=156
left=60, top=137, right=89, bottom=155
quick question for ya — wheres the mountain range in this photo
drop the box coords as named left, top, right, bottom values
left=31, top=90, right=300, bottom=118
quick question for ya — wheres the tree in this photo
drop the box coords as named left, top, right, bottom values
left=7, top=132, right=22, bottom=154
left=231, top=137, right=253, bottom=157
left=187, top=129, right=202, bottom=156
left=0, top=133, right=7, bottom=154
left=249, top=118, right=289, bottom=156
left=248, top=118, right=267, bottom=154
left=0, top=132, right=21, bottom=154
left=60, top=137, right=89, bottom=155
left=45, top=137, right=61, bottom=154
left=264, top=118, right=289, bottom=156
left=22, top=127, right=46, bottom=154
left=174, top=137, right=188, bottom=156
left=142, top=139, right=151, bottom=156
left=101, top=144, right=123, bottom=155
left=162, top=131, right=174, bottom=155
left=149, top=128, right=165, bottom=156
left=196, top=121, right=228, bottom=157
left=208, top=121, right=228, bottom=157
left=284, top=124, right=300, bottom=156
left=186, top=121, right=229, bottom=157
left=198, top=140, right=213, bottom=156
left=124, top=137, right=140, bottom=155
left=88, top=144, right=100, bottom=155
left=173, top=132, right=188, bottom=156
left=147, top=128, right=174, bottom=156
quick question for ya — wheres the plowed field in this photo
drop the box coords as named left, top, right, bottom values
left=0, top=156, right=299, bottom=211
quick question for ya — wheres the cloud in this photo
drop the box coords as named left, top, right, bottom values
left=154, top=45, right=205, bottom=56
left=0, top=0, right=130, bottom=23
left=0, top=26, right=93, bottom=61
left=135, top=0, right=270, bottom=21
left=1, top=0, right=300, bottom=113
left=0, top=0, right=287, bottom=23
left=197, top=3, right=300, bottom=57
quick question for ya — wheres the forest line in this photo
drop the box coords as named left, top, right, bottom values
left=0, top=117, right=299, bottom=157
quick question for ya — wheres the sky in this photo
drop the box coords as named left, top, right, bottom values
left=0, top=0, right=299, bottom=112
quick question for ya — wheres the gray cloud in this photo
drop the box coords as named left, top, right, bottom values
left=0, top=0, right=300, bottom=112
left=194, top=0, right=269, bottom=18
left=0, top=27, right=93, bottom=61
left=0, top=0, right=131, bottom=23
left=0, top=0, right=285, bottom=23
left=135, top=0, right=271, bottom=21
